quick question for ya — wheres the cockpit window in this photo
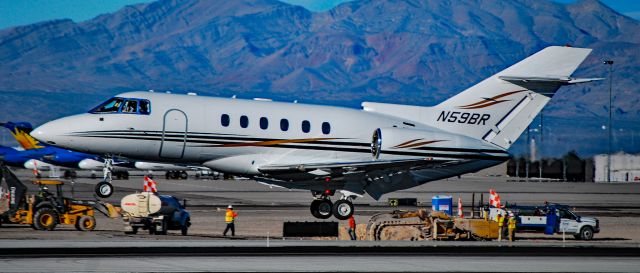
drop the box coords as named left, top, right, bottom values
left=139, top=100, right=150, bottom=114
left=89, top=97, right=151, bottom=115
left=122, top=100, right=138, bottom=113
left=90, top=97, right=124, bottom=113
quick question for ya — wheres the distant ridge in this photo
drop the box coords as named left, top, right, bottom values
left=0, top=0, right=638, bottom=156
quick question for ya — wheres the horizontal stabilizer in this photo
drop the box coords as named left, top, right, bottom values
left=499, top=76, right=603, bottom=84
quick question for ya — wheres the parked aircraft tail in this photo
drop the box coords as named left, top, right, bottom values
left=362, top=46, right=599, bottom=149
left=1, top=122, right=44, bottom=150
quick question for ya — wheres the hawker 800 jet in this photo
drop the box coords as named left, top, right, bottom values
left=32, top=46, right=599, bottom=220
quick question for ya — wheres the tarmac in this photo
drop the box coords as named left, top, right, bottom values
left=1, top=169, right=640, bottom=272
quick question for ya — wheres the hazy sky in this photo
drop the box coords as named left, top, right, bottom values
left=0, top=0, right=638, bottom=30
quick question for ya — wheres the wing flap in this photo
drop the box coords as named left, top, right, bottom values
left=257, top=158, right=446, bottom=175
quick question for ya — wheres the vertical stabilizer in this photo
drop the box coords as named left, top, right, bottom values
left=1, top=122, right=44, bottom=150
left=426, top=46, right=593, bottom=149
left=362, top=46, right=596, bottom=149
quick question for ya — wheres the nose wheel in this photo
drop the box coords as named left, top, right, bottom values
left=95, top=157, right=114, bottom=198
left=95, top=181, right=114, bottom=198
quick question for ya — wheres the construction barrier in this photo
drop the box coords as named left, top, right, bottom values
left=282, top=221, right=338, bottom=237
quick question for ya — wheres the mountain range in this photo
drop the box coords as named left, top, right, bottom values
left=0, top=0, right=638, bottom=157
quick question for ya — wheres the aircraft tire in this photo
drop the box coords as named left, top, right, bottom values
left=316, top=199, right=333, bottom=219
left=332, top=200, right=354, bottom=220
left=180, top=171, right=188, bottom=179
left=95, top=181, right=114, bottom=198
left=310, top=200, right=322, bottom=218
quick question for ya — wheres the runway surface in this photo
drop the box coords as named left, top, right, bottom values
left=2, top=255, right=640, bottom=272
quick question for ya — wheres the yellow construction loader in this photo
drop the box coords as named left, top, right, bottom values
left=0, top=165, right=119, bottom=231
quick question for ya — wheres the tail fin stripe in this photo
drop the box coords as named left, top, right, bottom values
left=459, top=100, right=510, bottom=110
left=457, top=90, right=527, bottom=108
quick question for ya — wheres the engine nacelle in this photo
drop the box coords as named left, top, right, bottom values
left=371, top=127, right=501, bottom=160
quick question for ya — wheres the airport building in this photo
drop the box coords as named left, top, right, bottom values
left=594, top=153, right=640, bottom=182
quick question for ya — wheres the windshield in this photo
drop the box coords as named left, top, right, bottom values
left=89, top=97, right=151, bottom=115
left=90, top=97, right=124, bottom=113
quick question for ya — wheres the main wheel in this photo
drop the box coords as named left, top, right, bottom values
left=579, top=226, right=594, bottom=240
left=332, top=200, right=354, bottom=220
left=319, top=200, right=334, bottom=219
left=95, top=181, right=113, bottom=198
left=180, top=171, right=188, bottom=179
left=310, top=199, right=333, bottom=219
left=33, top=208, right=58, bottom=231
left=310, top=200, right=322, bottom=218
left=75, top=215, right=96, bottom=231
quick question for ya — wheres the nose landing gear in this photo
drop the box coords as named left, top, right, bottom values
left=95, top=158, right=114, bottom=198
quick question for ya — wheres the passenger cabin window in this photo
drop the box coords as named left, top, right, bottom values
left=301, top=120, right=310, bottom=133
left=240, top=115, right=249, bottom=128
left=322, top=122, right=331, bottom=135
left=260, top=117, right=268, bottom=130
left=280, top=119, right=289, bottom=131
left=221, top=114, right=230, bottom=127
left=89, top=97, right=151, bottom=115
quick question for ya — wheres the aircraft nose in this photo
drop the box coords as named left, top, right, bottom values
left=31, top=120, right=65, bottom=146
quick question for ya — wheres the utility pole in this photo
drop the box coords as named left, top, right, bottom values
left=604, top=60, right=614, bottom=182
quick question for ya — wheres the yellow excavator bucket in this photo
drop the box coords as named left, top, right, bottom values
left=103, top=203, right=121, bottom=218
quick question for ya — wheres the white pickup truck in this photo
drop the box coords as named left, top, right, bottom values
left=490, top=204, right=599, bottom=240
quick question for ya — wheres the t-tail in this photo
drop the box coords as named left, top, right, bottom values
left=362, top=46, right=600, bottom=149
left=1, top=122, right=44, bottom=150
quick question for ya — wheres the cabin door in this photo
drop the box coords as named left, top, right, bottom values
left=159, top=109, right=187, bottom=159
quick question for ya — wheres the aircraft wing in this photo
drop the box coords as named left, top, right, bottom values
left=258, top=158, right=450, bottom=176
left=256, top=158, right=472, bottom=200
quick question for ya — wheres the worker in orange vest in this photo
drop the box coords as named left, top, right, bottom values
left=348, top=215, right=356, bottom=240
left=223, top=205, right=238, bottom=236
left=496, top=213, right=505, bottom=241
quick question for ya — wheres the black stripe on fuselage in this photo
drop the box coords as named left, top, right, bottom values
left=70, top=131, right=510, bottom=161
left=71, top=130, right=508, bottom=154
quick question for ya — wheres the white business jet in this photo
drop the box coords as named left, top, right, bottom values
left=31, top=46, right=598, bottom=220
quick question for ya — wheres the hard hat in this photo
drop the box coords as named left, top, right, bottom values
left=228, top=205, right=233, bottom=209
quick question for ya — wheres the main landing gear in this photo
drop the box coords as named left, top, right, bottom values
left=95, top=158, right=114, bottom=198
left=310, top=191, right=355, bottom=220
